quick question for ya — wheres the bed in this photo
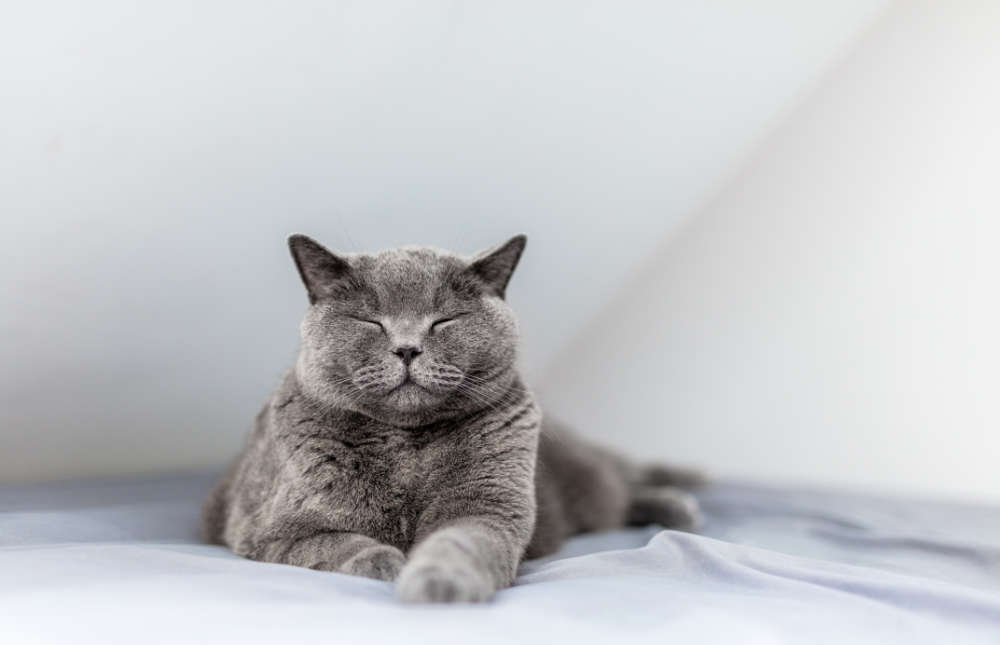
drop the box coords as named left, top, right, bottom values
left=2, top=473, right=998, bottom=644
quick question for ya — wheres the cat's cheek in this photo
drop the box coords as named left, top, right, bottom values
left=433, top=346, right=464, bottom=369
left=348, top=331, right=388, bottom=362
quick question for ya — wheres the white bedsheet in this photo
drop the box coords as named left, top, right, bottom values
left=2, top=473, right=999, bottom=644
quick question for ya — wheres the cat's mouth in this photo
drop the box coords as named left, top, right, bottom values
left=387, top=379, right=424, bottom=394
left=385, top=380, right=435, bottom=410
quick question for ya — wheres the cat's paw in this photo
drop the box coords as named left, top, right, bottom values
left=342, top=545, right=406, bottom=582
left=396, top=560, right=494, bottom=603
left=631, top=486, right=702, bottom=531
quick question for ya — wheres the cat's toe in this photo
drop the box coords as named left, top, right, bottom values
left=396, top=561, right=493, bottom=603
left=343, top=545, right=406, bottom=582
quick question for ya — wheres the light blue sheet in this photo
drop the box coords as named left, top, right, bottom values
left=2, top=473, right=998, bottom=644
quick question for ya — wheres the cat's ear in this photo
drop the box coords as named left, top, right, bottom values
left=466, top=235, right=527, bottom=299
left=288, top=234, right=351, bottom=304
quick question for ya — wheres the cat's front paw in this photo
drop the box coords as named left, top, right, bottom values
left=396, top=560, right=493, bottom=603
left=342, top=545, right=406, bottom=582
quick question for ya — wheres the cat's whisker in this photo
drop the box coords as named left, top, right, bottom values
left=453, top=383, right=508, bottom=412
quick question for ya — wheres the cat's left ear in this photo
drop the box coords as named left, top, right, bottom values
left=467, top=235, right=526, bottom=299
left=288, top=234, right=352, bottom=304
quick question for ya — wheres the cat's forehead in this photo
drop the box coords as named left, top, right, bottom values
left=353, top=247, right=470, bottom=313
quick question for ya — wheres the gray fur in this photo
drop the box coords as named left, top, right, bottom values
left=204, top=234, right=703, bottom=603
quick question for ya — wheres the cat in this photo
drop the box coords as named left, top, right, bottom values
left=203, top=234, right=703, bottom=603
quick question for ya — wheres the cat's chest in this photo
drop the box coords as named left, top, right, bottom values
left=293, top=429, right=455, bottom=544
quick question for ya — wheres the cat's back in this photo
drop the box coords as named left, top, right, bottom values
left=528, top=417, right=631, bottom=557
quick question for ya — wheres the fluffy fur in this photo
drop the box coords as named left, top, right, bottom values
left=203, top=234, right=703, bottom=603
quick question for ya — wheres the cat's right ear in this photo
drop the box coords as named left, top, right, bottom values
left=288, top=234, right=352, bottom=304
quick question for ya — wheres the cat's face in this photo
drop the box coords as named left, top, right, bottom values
left=289, top=234, right=526, bottom=427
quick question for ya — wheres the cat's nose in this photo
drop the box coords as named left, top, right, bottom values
left=392, top=345, right=423, bottom=366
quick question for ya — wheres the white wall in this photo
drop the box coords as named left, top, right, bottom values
left=0, top=1, right=886, bottom=483
left=542, top=0, right=1000, bottom=502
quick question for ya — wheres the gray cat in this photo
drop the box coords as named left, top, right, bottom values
left=203, top=234, right=703, bottom=603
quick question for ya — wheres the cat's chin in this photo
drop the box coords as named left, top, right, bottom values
left=385, top=382, right=437, bottom=411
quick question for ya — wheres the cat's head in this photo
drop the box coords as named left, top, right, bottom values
left=288, top=234, right=526, bottom=427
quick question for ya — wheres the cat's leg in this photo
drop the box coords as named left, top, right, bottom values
left=259, top=532, right=406, bottom=582
left=628, top=485, right=702, bottom=530
left=396, top=516, right=527, bottom=603
left=396, top=401, right=539, bottom=603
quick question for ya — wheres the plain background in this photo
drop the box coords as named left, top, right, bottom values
left=543, top=0, right=1000, bottom=501
left=2, top=1, right=996, bottom=501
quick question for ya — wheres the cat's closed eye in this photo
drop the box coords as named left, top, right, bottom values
left=351, top=317, right=384, bottom=332
left=431, top=315, right=466, bottom=332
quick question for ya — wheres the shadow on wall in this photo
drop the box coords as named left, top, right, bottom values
left=540, top=0, right=1000, bottom=502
